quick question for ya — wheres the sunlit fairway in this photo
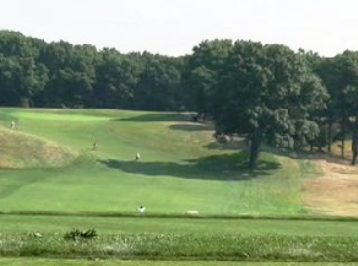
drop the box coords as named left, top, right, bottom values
left=0, top=108, right=313, bottom=215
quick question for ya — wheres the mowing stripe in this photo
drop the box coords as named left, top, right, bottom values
left=0, top=210, right=358, bottom=221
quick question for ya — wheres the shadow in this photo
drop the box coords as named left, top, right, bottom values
left=204, top=139, right=248, bottom=151
left=169, top=123, right=213, bottom=132
left=98, top=152, right=281, bottom=181
left=204, top=138, right=354, bottom=167
left=115, top=113, right=190, bottom=122
left=263, top=145, right=355, bottom=167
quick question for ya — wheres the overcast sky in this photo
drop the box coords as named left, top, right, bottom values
left=1, top=0, right=357, bottom=56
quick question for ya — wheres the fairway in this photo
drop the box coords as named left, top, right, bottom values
left=0, top=109, right=312, bottom=216
left=0, top=108, right=356, bottom=263
left=0, top=215, right=358, bottom=236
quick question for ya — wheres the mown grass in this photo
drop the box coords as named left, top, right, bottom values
left=1, top=259, right=357, bottom=266
left=1, top=215, right=358, bottom=236
left=0, top=108, right=316, bottom=216
left=0, top=233, right=357, bottom=262
left=3, top=259, right=357, bottom=266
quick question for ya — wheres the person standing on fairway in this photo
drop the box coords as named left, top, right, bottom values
left=92, top=141, right=97, bottom=151
left=10, top=121, right=16, bottom=131
left=135, top=152, right=140, bottom=161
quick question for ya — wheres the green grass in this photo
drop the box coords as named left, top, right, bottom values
left=0, top=108, right=313, bottom=216
left=1, top=260, right=357, bottom=266
left=0, top=108, right=355, bottom=263
left=1, top=215, right=358, bottom=236
left=0, top=233, right=358, bottom=262
left=2, top=259, right=356, bottom=266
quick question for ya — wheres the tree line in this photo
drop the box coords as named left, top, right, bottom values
left=1, top=30, right=358, bottom=168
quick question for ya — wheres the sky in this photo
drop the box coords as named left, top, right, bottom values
left=1, top=0, right=358, bottom=57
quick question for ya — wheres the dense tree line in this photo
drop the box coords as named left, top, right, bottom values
left=2, top=30, right=358, bottom=168
left=0, top=31, right=185, bottom=111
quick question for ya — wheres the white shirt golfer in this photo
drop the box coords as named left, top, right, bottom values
left=135, top=152, right=140, bottom=161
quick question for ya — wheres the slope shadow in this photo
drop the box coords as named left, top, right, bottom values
left=115, top=113, right=189, bottom=122
left=169, top=123, right=213, bottom=132
left=98, top=152, right=281, bottom=181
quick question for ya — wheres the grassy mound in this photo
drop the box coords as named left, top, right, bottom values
left=0, top=129, right=77, bottom=169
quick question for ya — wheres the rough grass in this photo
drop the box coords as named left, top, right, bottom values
left=0, top=109, right=314, bottom=216
left=0, top=129, right=77, bottom=169
left=0, top=233, right=358, bottom=262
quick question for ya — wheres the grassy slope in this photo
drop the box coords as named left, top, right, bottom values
left=1, top=259, right=355, bottom=266
left=0, top=129, right=77, bottom=169
left=0, top=109, right=312, bottom=215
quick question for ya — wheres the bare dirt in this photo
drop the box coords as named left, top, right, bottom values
left=303, top=159, right=358, bottom=216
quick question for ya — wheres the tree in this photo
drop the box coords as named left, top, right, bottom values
left=329, top=51, right=358, bottom=162
left=0, top=31, right=49, bottom=107
left=94, top=49, right=140, bottom=109
left=183, top=39, right=233, bottom=118
left=213, top=41, right=328, bottom=168
left=134, top=52, right=182, bottom=111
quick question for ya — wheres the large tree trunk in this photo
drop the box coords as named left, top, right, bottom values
left=327, top=122, right=332, bottom=153
left=352, top=147, right=357, bottom=165
left=352, top=119, right=358, bottom=165
left=341, top=122, right=345, bottom=158
left=249, top=128, right=263, bottom=169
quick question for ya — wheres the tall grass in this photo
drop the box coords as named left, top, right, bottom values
left=0, top=233, right=357, bottom=262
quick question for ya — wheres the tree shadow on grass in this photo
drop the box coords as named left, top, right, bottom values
left=263, top=145, right=355, bottom=166
left=98, top=152, right=281, bottom=181
left=169, top=123, right=213, bottom=132
left=204, top=139, right=353, bottom=166
left=115, top=113, right=190, bottom=122
left=204, top=139, right=248, bottom=151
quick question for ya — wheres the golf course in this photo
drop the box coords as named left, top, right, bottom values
left=0, top=108, right=357, bottom=265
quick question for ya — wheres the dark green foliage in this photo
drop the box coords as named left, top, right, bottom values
left=182, top=39, right=233, bottom=117
left=0, top=31, right=184, bottom=111
left=64, top=228, right=98, bottom=241
left=212, top=41, right=328, bottom=168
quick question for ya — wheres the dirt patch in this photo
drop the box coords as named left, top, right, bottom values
left=303, top=160, right=358, bottom=216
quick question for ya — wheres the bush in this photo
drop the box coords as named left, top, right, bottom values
left=64, top=228, right=98, bottom=241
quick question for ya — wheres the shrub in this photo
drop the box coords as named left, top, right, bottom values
left=64, top=228, right=98, bottom=241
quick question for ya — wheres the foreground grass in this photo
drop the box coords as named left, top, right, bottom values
left=2, top=259, right=357, bottom=266
left=0, top=233, right=358, bottom=262
left=0, top=215, right=358, bottom=236
left=0, top=109, right=314, bottom=216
